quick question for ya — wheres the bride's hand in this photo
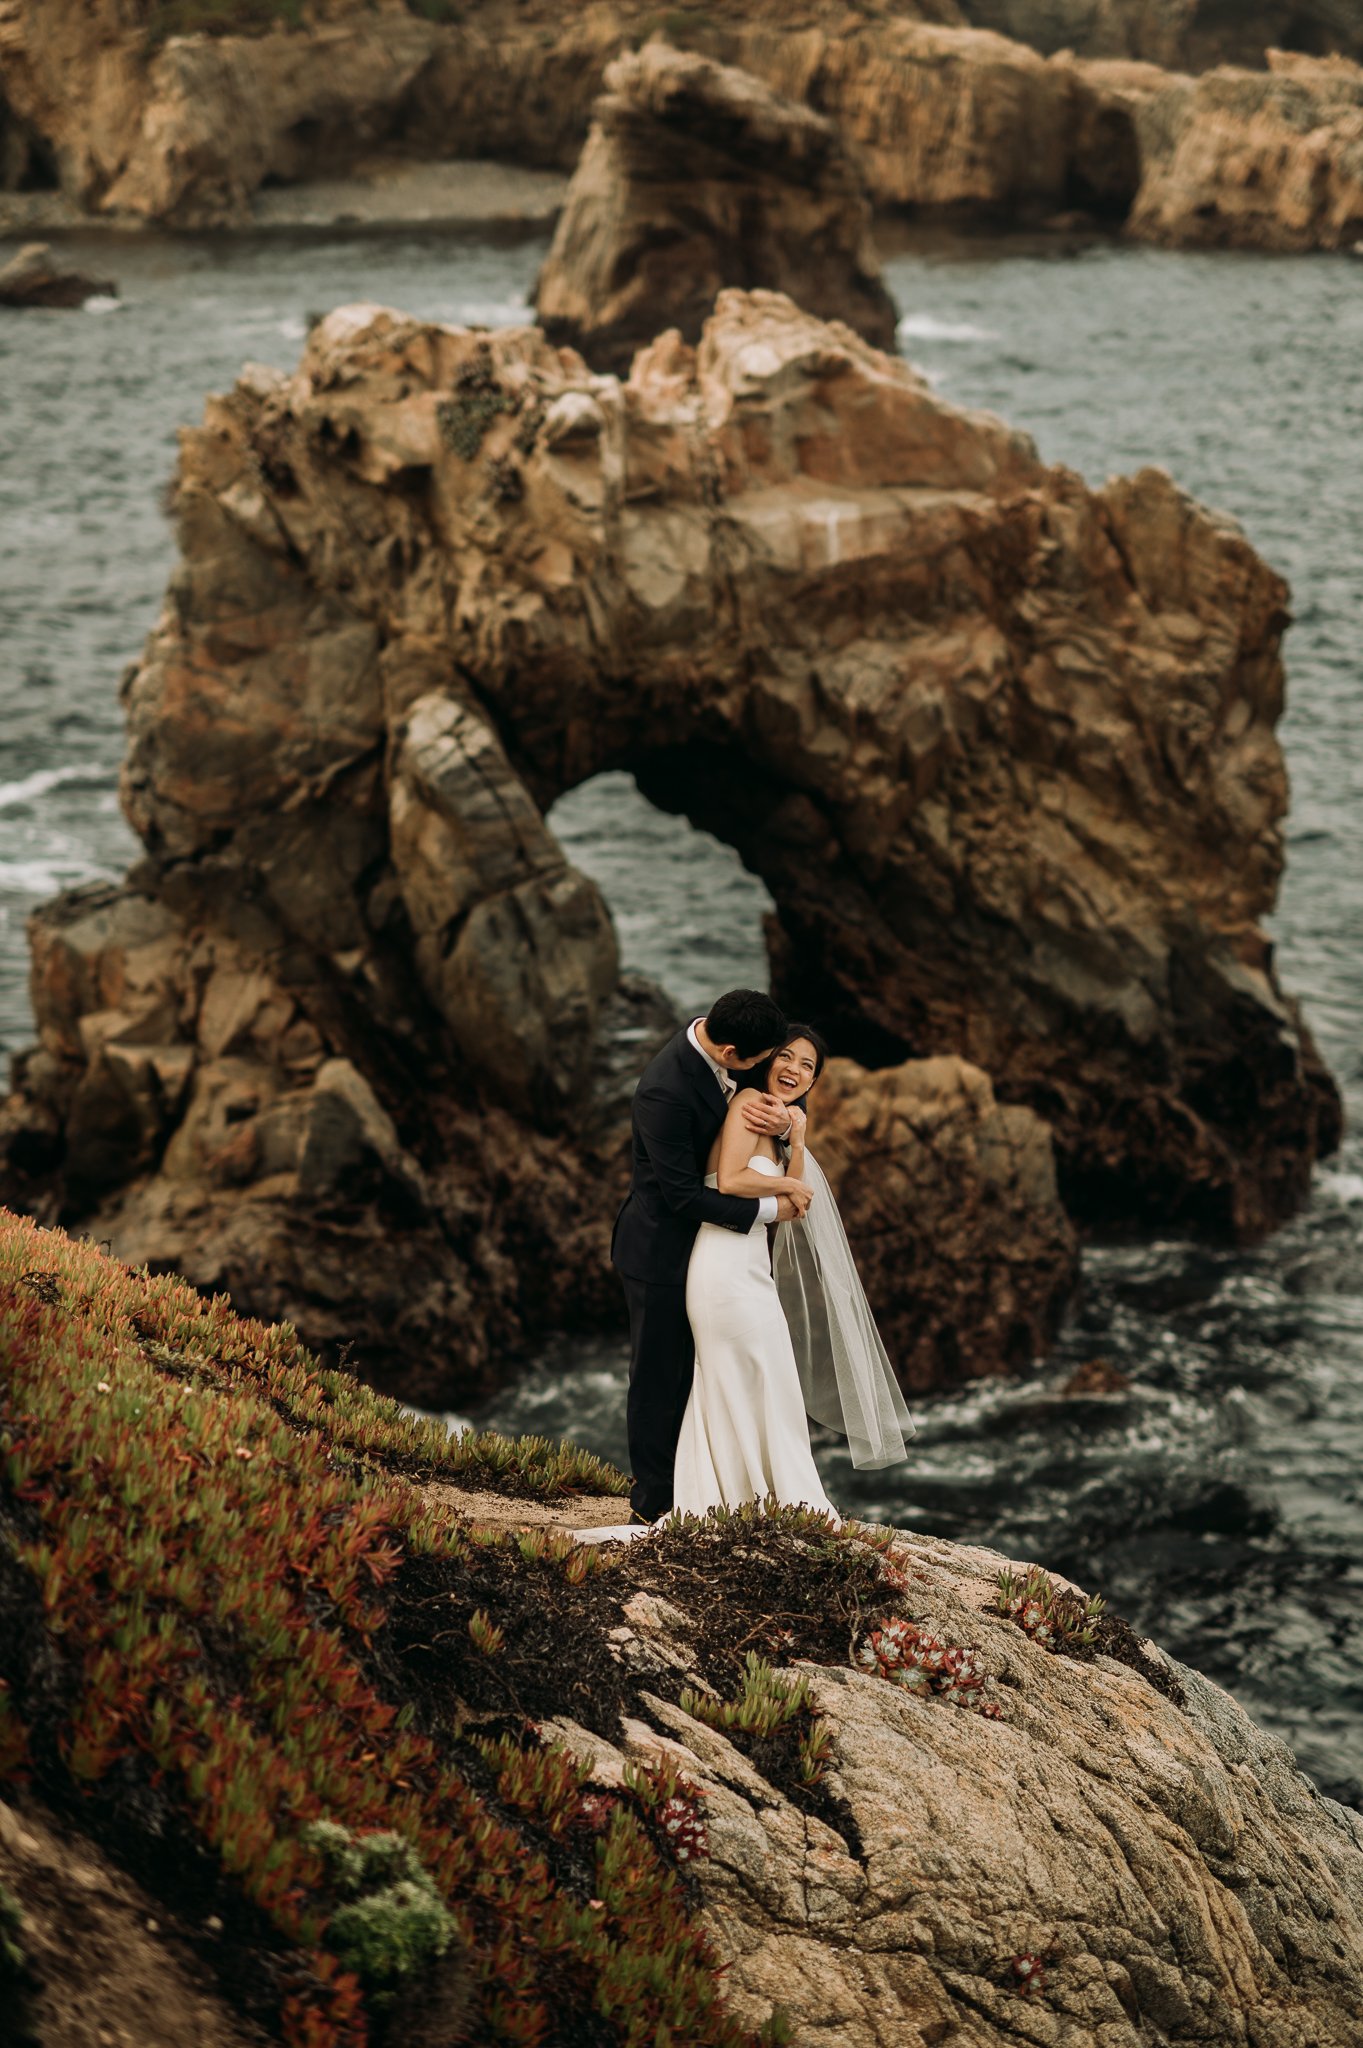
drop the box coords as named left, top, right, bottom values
left=781, top=1178, right=814, bottom=1216
left=784, top=1105, right=807, bottom=1145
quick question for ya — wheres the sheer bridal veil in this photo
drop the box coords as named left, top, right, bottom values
left=772, top=1150, right=916, bottom=1469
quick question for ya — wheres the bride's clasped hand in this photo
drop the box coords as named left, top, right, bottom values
left=584, top=989, right=915, bottom=1544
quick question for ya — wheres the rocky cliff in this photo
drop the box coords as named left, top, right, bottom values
left=0, top=291, right=1338, bottom=1401
left=1127, top=48, right=1363, bottom=248
left=3, top=1208, right=1363, bottom=2048
left=2, top=0, right=1361, bottom=246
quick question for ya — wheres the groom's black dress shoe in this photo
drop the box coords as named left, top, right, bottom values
left=629, top=1504, right=665, bottom=1526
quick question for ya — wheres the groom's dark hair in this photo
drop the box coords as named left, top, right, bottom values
left=705, top=989, right=787, bottom=1058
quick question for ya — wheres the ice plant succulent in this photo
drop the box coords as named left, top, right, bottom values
left=679, top=1652, right=834, bottom=1789
left=0, top=1208, right=787, bottom=2048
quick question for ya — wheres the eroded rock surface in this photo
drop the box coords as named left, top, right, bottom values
left=535, top=44, right=898, bottom=373
left=1128, top=48, right=1363, bottom=248
left=551, top=1524, right=1363, bottom=2047
left=2, top=2, right=1360, bottom=244
left=811, top=1058, right=1077, bottom=1391
left=0, top=291, right=1338, bottom=1403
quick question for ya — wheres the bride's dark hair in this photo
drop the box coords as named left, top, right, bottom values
left=749, top=1023, right=830, bottom=1103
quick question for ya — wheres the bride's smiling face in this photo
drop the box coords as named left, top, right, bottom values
left=768, top=1037, right=821, bottom=1102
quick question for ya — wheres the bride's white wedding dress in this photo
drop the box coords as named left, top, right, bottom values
left=673, top=1155, right=839, bottom=1520
left=575, top=1145, right=912, bottom=1543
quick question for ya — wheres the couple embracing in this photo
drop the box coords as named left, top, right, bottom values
left=606, top=989, right=915, bottom=1536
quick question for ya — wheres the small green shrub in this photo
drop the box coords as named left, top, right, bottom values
left=305, top=1823, right=456, bottom=1995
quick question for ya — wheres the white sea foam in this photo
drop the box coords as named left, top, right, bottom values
left=0, top=860, right=79, bottom=894
left=83, top=295, right=122, bottom=315
left=0, top=764, right=110, bottom=811
left=897, top=312, right=998, bottom=343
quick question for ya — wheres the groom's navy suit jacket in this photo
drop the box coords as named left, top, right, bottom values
left=611, top=1029, right=761, bottom=1288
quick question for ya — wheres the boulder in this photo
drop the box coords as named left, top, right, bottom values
left=0, top=291, right=1339, bottom=1401
left=812, top=1057, right=1078, bottom=1390
left=0, top=238, right=113, bottom=306
left=1127, top=49, right=1363, bottom=248
left=582, top=1528, right=1363, bottom=2045
left=534, top=45, right=898, bottom=373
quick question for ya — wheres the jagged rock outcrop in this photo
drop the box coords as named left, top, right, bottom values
left=555, top=1528, right=1363, bottom=2046
left=2, top=1, right=1359, bottom=244
left=0, top=239, right=113, bottom=306
left=534, top=45, right=898, bottom=373
left=1127, top=48, right=1363, bottom=248
left=810, top=1058, right=1077, bottom=1390
left=0, top=291, right=1339, bottom=1403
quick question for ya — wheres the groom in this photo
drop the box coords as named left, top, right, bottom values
left=611, top=989, right=810, bottom=1523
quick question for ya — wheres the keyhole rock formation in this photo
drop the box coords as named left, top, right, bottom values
left=0, top=291, right=1340, bottom=1401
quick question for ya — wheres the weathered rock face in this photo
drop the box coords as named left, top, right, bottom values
left=0, top=291, right=1338, bottom=1406
left=3, top=1, right=1359, bottom=245
left=118, top=294, right=1340, bottom=1239
left=810, top=1057, right=1078, bottom=1391
left=1127, top=49, right=1363, bottom=248
left=552, top=1523, right=1363, bottom=2047
left=0, top=2, right=1145, bottom=230
left=0, top=868, right=655, bottom=1405
left=534, top=45, right=898, bottom=374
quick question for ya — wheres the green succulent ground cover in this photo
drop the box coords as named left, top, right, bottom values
left=2, top=1206, right=786, bottom=2047
left=0, top=1206, right=1166, bottom=2044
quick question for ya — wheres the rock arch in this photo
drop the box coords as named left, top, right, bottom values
left=0, top=292, right=1338, bottom=1398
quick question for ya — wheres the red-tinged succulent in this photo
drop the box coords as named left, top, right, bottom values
left=0, top=1207, right=791, bottom=2048
left=1010, top=1951, right=1047, bottom=1997
left=854, top=1619, right=999, bottom=1714
left=995, top=1566, right=1105, bottom=1653
left=656, top=1792, right=709, bottom=1865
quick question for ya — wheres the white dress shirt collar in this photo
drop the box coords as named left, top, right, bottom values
left=687, top=1017, right=735, bottom=1097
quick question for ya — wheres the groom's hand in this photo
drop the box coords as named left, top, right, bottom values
left=742, top=1092, right=793, bottom=1139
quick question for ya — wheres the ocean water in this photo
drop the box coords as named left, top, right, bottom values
left=2, top=224, right=1361, bottom=1802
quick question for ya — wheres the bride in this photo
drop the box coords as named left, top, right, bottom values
left=672, top=1025, right=915, bottom=1523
